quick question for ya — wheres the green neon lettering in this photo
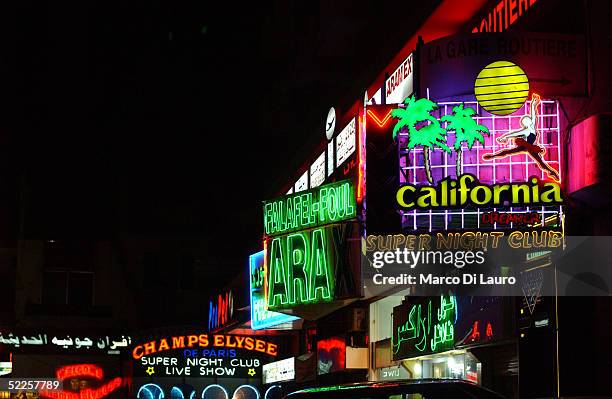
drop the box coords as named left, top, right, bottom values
left=286, top=233, right=309, bottom=305
left=393, top=292, right=456, bottom=356
left=309, top=228, right=333, bottom=301
left=263, top=180, right=357, bottom=237
left=267, top=238, right=288, bottom=308
left=266, top=227, right=336, bottom=310
left=326, top=186, right=337, bottom=220
left=318, top=188, right=329, bottom=223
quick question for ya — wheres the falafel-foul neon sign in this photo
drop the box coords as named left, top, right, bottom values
left=131, top=334, right=278, bottom=360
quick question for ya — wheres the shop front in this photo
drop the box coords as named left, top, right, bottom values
left=390, top=294, right=516, bottom=396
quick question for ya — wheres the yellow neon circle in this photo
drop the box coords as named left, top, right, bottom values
left=474, top=60, right=529, bottom=116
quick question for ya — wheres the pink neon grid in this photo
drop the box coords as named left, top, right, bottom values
left=397, top=98, right=563, bottom=232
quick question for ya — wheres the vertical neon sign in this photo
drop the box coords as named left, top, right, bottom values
left=250, top=251, right=298, bottom=330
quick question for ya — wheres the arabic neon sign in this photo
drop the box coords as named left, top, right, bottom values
left=392, top=293, right=457, bottom=359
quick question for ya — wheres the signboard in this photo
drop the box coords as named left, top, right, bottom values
left=39, top=364, right=124, bottom=399
left=262, top=357, right=295, bottom=384
left=265, top=221, right=361, bottom=312
left=249, top=251, right=298, bottom=330
left=132, top=334, right=278, bottom=379
left=419, top=32, right=586, bottom=99
left=336, top=119, right=356, bottom=167
left=377, top=364, right=410, bottom=381
left=309, top=151, right=326, bottom=188
left=0, top=332, right=131, bottom=354
left=393, top=92, right=564, bottom=231
left=471, top=0, right=540, bottom=33
left=385, top=53, right=414, bottom=104
left=263, top=180, right=356, bottom=237
left=327, top=142, right=334, bottom=177
left=294, top=171, right=308, bottom=193
left=317, top=337, right=345, bottom=375
left=208, top=291, right=233, bottom=331
left=325, top=108, right=336, bottom=140
left=392, top=292, right=457, bottom=360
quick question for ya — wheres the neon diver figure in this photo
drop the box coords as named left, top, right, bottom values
left=482, top=93, right=560, bottom=181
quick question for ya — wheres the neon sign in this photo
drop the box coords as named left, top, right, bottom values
left=266, top=227, right=334, bottom=310
left=208, top=291, right=233, bottom=331
left=40, top=364, right=123, bottom=399
left=263, top=180, right=356, bottom=237
left=131, top=334, right=278, bottom=360
left=472, top=0, right=539, bottom=33
left=56, top=364, right=104, bottom=380
left=396, top=95, right=563, bottom=231
left=317, top=337, right=346, bottom=375
left=482, top=93, right=560, bottom=182
left=392, top=293, right=457, bottom=359
left=366, top=109, right=393, bottom=128
left=385, top=53, right=413, bottom=104
left=396, top=174, right=563, bottom=210
left=249, top=251, right=298, bottom=330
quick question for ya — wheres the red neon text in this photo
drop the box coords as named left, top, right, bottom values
left=472, top=0, right=538, bottom=33
left=56, top=364, right=104, bottom=381
left=40, top=378, right=122, bottom=399
left=481, top=212, right=541, bottom=226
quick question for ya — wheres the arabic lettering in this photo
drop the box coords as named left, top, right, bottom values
left=0, top=333, right=132, bottom=351
left=394, top=293, right=457, bottom=355
left=430, top=294, right=457, bottom=351
left=393, top=300, right=431, bottom=354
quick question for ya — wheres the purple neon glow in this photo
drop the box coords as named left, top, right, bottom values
left=397, top=97, right=563, bottom=232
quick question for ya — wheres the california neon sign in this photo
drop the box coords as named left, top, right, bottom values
left=396, top=174, right=562, bottom=210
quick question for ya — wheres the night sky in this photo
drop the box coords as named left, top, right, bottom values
left=6, top=1, right=439, bottom=283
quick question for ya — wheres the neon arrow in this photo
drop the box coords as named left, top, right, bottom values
left=367, top=109, right=393, bottom=128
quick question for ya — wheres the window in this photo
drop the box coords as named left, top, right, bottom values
left=42, top=271, right=94, bottom=307
left=180, top=254, right=194, bottom=289
left=41, top=240, right=94, bottom=307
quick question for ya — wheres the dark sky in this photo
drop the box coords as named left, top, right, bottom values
left=5, top=1, right=439, bottom=281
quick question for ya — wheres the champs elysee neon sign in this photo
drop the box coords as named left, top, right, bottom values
left=397, top=174, right=562, bottom=210
left=263, top=180, right=356, bottom=237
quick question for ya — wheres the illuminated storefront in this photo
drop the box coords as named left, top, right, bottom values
left=254, top=0, right=612, bottom=396
left=131, top=332, right=279, bottom=399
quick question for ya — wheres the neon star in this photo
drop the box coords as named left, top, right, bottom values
left=146, top=367, right=155, bottom=375
left=248, top=368, right=256, bottom=376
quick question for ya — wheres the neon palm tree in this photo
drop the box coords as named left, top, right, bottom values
left=441, top=104, right=490, bottom=177
left=392, top=95, right=450, bottom=184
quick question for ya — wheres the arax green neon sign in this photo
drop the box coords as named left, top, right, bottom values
left=263, top=180, right=356, bottom=237
left=267, top=226, right=335, bottom=310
